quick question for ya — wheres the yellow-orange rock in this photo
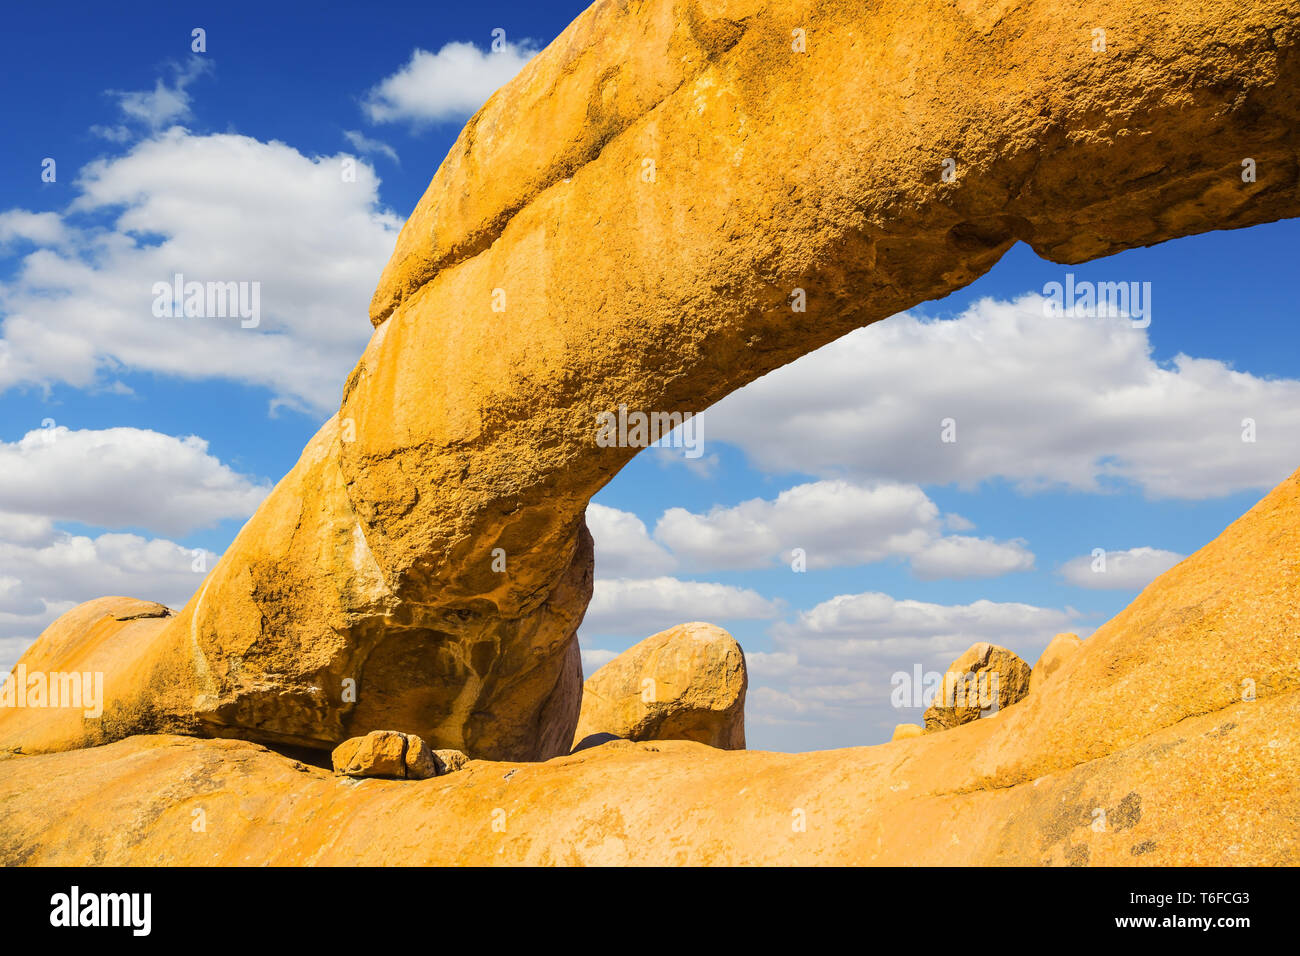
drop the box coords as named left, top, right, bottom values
left=6, top=0, right=1297, bottom=767
left=1029, top=633, right=1083, bottom=695
left=922, top=643, right=1032, bottom=732
left=573, top=623, right=747, bottom=750
left=0, top=682, right=1295, bottom=865
left=891, top=723, right=925, bottom=741
left=332, top=731, right=408, bottom=779
left=0, top=597, right=183, bottom=755
left=331, top=730, right=441, bottom=780
left=432, top=749, right=469, bottom=775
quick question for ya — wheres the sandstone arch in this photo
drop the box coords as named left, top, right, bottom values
left=4, top=0, right=1297, bottom=761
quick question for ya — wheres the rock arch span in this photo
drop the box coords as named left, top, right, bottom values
left=4, top=0, right=1298, bottom=760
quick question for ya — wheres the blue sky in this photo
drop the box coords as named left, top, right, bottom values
left=1, top=0, right=1297, bottom=753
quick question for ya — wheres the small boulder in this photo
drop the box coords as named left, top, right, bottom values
left=573, top=622, right=747, bottom=750
left=404, top=737, right=440, bottom=779
left=1029, top=632, right=1083, bottom=695
left=891, top=723, right=925, bottom=741
left=332, top=730, right=441, bottom=780
left=922, top=642, right=1032, bottom=732
left=432, top=749, right=469, bottom=775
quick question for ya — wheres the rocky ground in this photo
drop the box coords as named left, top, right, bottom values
left=2, top=465, right=1298, bottom=865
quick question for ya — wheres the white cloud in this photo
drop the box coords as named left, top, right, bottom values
left=1059, top=546, right=1184, bottom=590
left=580, top=648, right=618, bottom=673
left=0, top=211, right=66, bottom=247
left=655, top=481, right=920, bottom=571
left=343, top=130, right=399, bottom=164
left=89, top=124, right=134, bottom=144
left=774, top=591, right=1073, bottom=664
left=944, top=512, right=976, bottom=532
left=704, top=295, right=1300, bottom=500
left=0, top=426, right=269, bottom=537
left=580, top=576, right=781, bottom=638
left=910, top=535, right=1034, bottom=580
left=655, top=480, right=929, bottom=571
left=0, top=128, right=403, bottom=413
left=0, top=513, right=57, bottom=547
left=104, top=57, right=212, bottom=132
left=362, top=41, right=538, bottom=125
left=651, top=444, right=720, bottom=479
left=649, top=479, right=1033, bottom=578
left=586, top=503, right=675, bottom=577
left=746, top=686, right=817, bottom=726
left=745, top=650, right=799, bottom=679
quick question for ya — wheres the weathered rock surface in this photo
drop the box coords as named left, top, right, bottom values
left=432, top=749, right=469, bottom=775
left=891, top=723, right=925, bottom=741
left=1, top=685, right=1295, bottom=865
left=0, top=597, right=181, bottom=755
left=1029, top=633, right=1083, bottom=695
left=922, top=643, right=1032, bottom=732
left=331, top=730, right=441, bottom=780
left=573, top=623, right=747, bottom=749
left=333, top=731, right=408, bottom=779
left=3, top=0, right=1298, bottom=767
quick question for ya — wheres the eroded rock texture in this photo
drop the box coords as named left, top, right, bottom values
left=330, top=730, right=448, bottom=780
left=0, top=597, right=180, bottom=755
left=922, top=643, right=1032, bottom=732
left=2, top=0, right=1298, bottom=762
left=572, top=622, right=747, bottom=749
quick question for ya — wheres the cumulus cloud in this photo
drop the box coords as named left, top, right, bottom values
left=1059, top=546, right=1185, bottom=590
left=586, top=503, right=675, bottom=577
left=590, top=482, right=1033, bottom=580
left=745, top=650, right=799, bottom=680
left=362, top=41, right=539, bottom=125
left=704, top=295, right=1300, bottom=500
left=774, top=591, right=1073, bottom=663
left=0, top=211, right=66, bottom=247
left=653, top=479, right=1033, bottom=577
left=0, top=425, right=269, bottom=537
left=910, top=535, right=1035, bottom=580
left=580, top=576, right=781, bottom=638
left=655, top=481, right=933, bottom=571
left=0, top=128, right=403, bottom=413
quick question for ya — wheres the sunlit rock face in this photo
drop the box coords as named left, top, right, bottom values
left=3, top=0, right=1297, bottom=763
left=573, top=622, right=748, bottom=750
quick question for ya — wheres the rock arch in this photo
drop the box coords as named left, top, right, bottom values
left=6, top=0, right=1298, bottom=760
